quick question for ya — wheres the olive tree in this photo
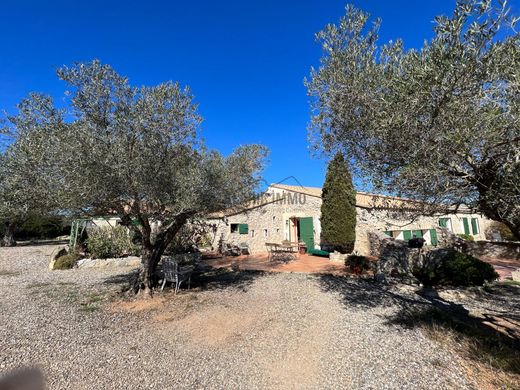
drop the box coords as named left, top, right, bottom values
left=6, top=60, right=267, bottom=295
left=306, top=1, right=520, bottom=239
left=0, top=94, right=62, bottom=246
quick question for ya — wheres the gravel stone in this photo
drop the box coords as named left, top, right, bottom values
left=0, top=245, right=474, bottom=389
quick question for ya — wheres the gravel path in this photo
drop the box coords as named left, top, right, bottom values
left=0, top=245, right=473, bottom=389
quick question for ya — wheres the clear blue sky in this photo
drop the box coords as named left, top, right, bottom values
left=1, top=1, right=517, bottom=189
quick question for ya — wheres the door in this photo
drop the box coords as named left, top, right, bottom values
left=298, top=217, right=314, bottom=253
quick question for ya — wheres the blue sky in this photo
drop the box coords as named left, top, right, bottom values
left=1, top=1, right=518, bottom=189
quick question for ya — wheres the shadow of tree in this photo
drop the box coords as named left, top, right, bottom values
left=102, top=264, right=265, bottom=294
left=319, top=274, right=520, bottom=376
left=319, top=274, right=428, bottom=309
left=191, top=266, right=265, bottom=292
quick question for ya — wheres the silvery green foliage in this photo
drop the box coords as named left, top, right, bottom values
left=306, top=1, right=520, bottom=238
left=2, top=61, right=267, bottom=286
left=0, top=94, right=63, bottom=236
left=48, top=61, right=267, bottom=237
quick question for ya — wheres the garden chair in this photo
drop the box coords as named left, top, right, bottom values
left=161, top=257, right=194, bottom=294
left=238, top=242, right=250, bottom=255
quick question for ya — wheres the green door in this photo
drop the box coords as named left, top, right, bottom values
left=298, top=217, right=314, bottom=253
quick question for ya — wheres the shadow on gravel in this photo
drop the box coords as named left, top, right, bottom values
left=102, top=265, right=265, bottom=294
left=190, top=266, right=265, bottom=292
left=319, top=274, right=520, bottom=378
left=319, top=274, right=427, bottom=309
left=387, top=294, right=520, bottom=376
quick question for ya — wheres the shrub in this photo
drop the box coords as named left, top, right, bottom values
left=457, top=233, right=474, bottom=241
left=413, top=250, right=498, bottom=287
left=346, top=254, right=373, bottom=274
left=86, top=226, right=139, bottom=259
left=54, top=253, right=80, bottom=270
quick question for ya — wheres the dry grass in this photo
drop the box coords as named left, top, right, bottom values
left=397, top=307, right=520, bottom=390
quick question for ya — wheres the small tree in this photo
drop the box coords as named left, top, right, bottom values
left=321, top=152, right=356, bottom=253
left=306, top=1, right=520, bottom=239
left=3, top=60, right=267, bottom=296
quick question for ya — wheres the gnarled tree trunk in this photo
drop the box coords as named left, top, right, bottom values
left=1, top=222, right=17, bottom=247
left=133, top=213, right=191, bottom=297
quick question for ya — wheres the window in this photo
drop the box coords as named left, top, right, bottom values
left=403, top=230, right=412, bottom=241
left=250, top=229, right=255, bottom=237
left=230, top=224, right=239, bottom=233
left=471, top=218, right=479, bottom=235
left=263, top=229, right=268, bottom=238
left=439, top=218, right=452, bottom=231
left=272, top=216, right=276, bottom=222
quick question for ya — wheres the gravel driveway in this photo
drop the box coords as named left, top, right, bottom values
left=0, top=244, right=473, bottom=389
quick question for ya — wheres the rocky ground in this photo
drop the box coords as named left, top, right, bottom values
left=1, top=244, right=517, bottom=389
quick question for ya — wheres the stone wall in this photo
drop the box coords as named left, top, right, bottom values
left=207, top=187, right=496, bottom=256
left=208, top=193, right=323, bottom=254
left=465, top=240, right=520, bottom=260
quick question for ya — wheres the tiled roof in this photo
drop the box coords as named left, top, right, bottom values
left=269, top=183, right=425, bottom=210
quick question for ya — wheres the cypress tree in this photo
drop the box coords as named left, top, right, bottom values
left=321, top=152, right=356, bottom=253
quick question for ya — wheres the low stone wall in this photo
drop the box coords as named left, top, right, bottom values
left=465, top=240, right=520, bottom=260
left=77, top=256, right=141, bottom=269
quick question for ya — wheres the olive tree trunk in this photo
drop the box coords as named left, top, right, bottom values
left=133, top=214, right=191, bottom=297
left=1, top=222, right=17, bottom=247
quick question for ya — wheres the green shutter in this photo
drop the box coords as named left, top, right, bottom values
left=403, top=230, right=412, bottom=241
left=412, top=230, right=423, bottom=238
left=471, top=218, right=479, bottom=235
left=439, top=218, right=447, bottom=228
left=429, top=229, right=438, bottom=246
left=239, top=224, right=249, bottom=234
left=462, top=218, right=470, bottom=235
left=383, top=231, right=393, bottom=237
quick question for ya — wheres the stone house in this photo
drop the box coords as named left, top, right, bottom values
left=208, top=184, right=495, bottom=255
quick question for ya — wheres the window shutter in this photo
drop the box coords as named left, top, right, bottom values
left=471, top=218, right=479, bottom=235
left=429, top=229, right=438, bottom=246
left=412, top=230, right=423, bottom=238
left=239, top=224, right=249, bottom=234
left=403, top=230, right=412, bottom=241
left=439, top=218, right=447, bottom=228
left=462, top=218, right=470, bottom=235
left=383, top=231, right=393, bottom=237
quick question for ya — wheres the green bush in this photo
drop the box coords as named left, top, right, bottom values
left=413, top=250, right=498, bottom=287
left=54, top=253, right=80, bottom=270
left=346, top=254, right=373, bottom=274
left=457, top=233, right=474, bottom=241
left=86, top=226, right=139, bottom=259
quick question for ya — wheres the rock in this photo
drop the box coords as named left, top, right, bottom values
left=512, top=269, right=520, bottom=282
left=49, top=246, right=68, bottom=270
left=76, top=256, right=141, bottom=269
left=329, top=251, right=348, bottom=263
